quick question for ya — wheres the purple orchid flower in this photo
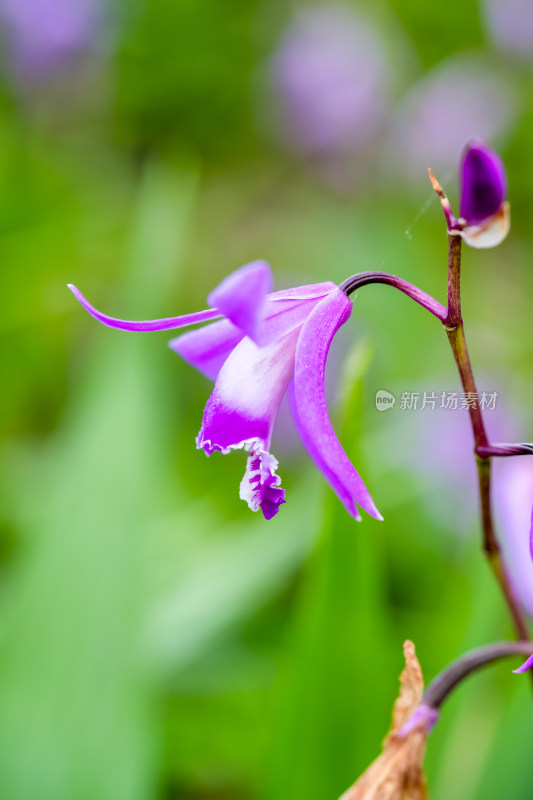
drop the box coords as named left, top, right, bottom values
left=457, top=140, right=510, bottom=249
left=68, top=261, right=381, bottom=522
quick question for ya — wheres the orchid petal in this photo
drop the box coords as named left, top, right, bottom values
left=170, top=282, right=338, bottom=380
left=239, top=448, right=286, bottom=520
left=460, top=202, right=510, bottom=249
left=267, top=281, right=337, bottom=301
left=513, top=654, right=533, bottom=674
left=207, top=260, right=273, bottom=345
left=197, top=327, right=300, bottom=455
left=68, top=284, right=221, bottom=332
left=291, top=288, right=382, bottom=520
left=260, top=282, right=338, bottom=345
left=459, top=140, right=507, bottom=225
left=169, top=320, right=244, bottom=381
left=196, top=328, right=300, bottom=519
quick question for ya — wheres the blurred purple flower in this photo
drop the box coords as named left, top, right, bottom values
left=69, top=261, right=381, bottom=522
left=369, top=390, right=478, bottom=535
left=494, top=457, right=533, bottom=617
left=372, top=379, right=518, bottom=536
left=482, top=0, right=533, bottom=61
left=386, top=54, right=518, bottom=184
left=0, top=0, right=103, bottom=84
left=458, top=139, right=510, bottom=248
left=269, top=4, right=389, bottom=159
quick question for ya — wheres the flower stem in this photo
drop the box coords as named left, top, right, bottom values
left=340, top=257, right=530, bottom=641
left=476, top=443, right=533, bottom=457
left=443, top=234, right=530, bottom=642
left=422, top=641, right=533, bottom=710
left=339, top=271, right=447, bottom=321
left=445, top=324, right=489, bottom=447
left=444, top=233, right=464, bottom=329
left=341, top=242, right=531, bottom=642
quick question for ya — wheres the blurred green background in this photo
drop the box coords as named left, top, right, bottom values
left=1, top=0, right=533, bottom=798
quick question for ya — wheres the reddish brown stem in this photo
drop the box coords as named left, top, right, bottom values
left=423, top=641, right=533, bottom=710
left=443, top=234, right=530, bottom=642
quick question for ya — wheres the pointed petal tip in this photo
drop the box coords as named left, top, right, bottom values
left=291, top=288, right=380, bottom=523
left=207, top=260, right=273, bottom=345
left=68, top=285, right=220, bottom=332
left=358, top=492, right=383, bottom=522
left=344, top=503, right=362, bottom=522
left=352, top=501, right=383, bottom=523
left=513, top=654, right=533, bottom=674
left=67, top=283, right=83, bottom=301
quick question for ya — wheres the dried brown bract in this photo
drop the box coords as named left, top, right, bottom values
left=339, top=641, right=430, bottom=800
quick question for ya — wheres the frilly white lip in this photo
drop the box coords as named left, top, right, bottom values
left=239, top=445, right=285, bottom=520
left=459, top=202, right=510, bottom=249
left=195, top=434, right=286, bottom=521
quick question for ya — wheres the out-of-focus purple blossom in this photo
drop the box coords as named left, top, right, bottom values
left=494, top=457, right=533, bottom=617
left=269, top=4, right=389, bottom=159
left=368, top=381, right=520, bottom=537
left=482, top=0, right=533, bottom=61
left=68, top=261, right=382, bottom=522
left=0, top=0, right=104, bottom=84
left=386, top=55, right=519, bottom=185
left=458, top=140, right=510, bottom=248
left=365, top=391, right=478, bottom=535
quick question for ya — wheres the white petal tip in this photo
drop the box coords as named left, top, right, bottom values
left=461, top=203, right=510, bottom=249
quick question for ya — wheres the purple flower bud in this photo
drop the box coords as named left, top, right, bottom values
left=454, top=139, right=511, bottom=248
left=459, top=140, right=507, bottom=225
